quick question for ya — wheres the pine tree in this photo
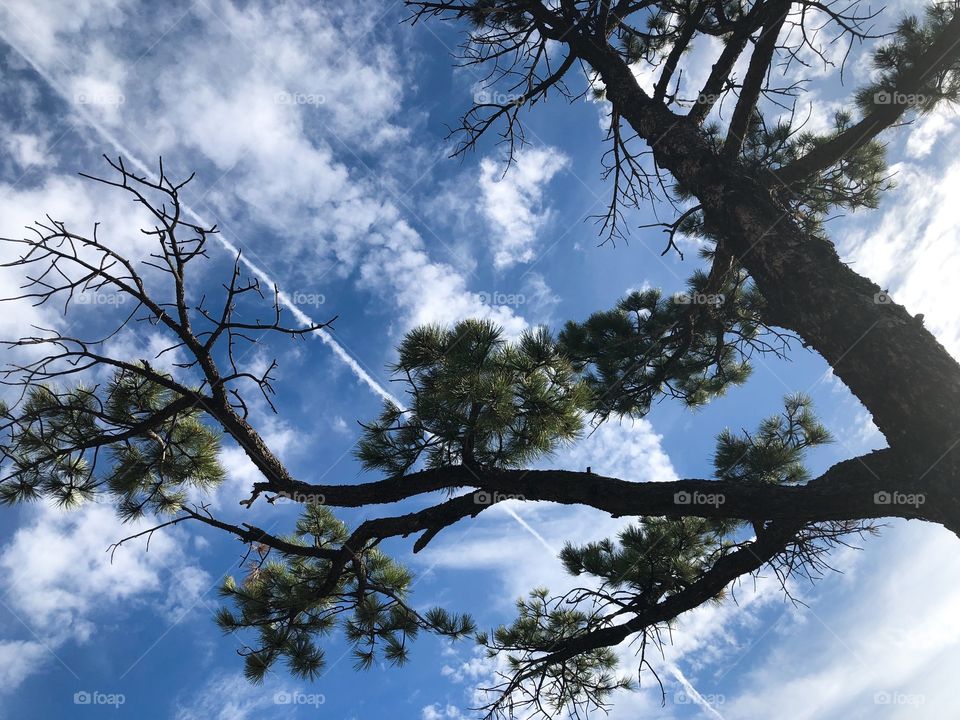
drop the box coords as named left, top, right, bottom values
left=2, top=1, right=960, bottom=717
left=357, top=320, right=588, bottom=473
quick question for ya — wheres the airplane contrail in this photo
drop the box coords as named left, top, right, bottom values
left=0, top=29, right=401, bottom=408
left=669, top=663, right=726, bottom=720
left=0, top=28, right=554, bottom=552
left=502, top=505, right=557, bottom=556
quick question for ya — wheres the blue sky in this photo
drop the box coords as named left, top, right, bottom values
left=0, top=1, right=958, bottom=718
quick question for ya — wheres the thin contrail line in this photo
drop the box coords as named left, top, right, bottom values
left=669, top=663, right=726, bottom=720
left=502, top=505, right=556, bottom=556
left=0, top=28, right=400, bottom=407
left=0, top=27, right=556, bottom=552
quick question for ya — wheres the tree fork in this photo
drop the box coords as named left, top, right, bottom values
left=570, top=27, right=960, bottom=513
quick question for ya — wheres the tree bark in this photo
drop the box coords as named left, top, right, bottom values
left=571, top=35, right=960, bottom=531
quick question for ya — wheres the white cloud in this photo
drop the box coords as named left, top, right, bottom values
left=625, top=34, right=726, bottom=103
left=2, top=130, right=51, bottom=170
left=421, top=703, right=465, bottom=720
left=440, top=651, right=492, bottom=685
left=159, top=565, right=214, bottom=624
left=173, top=671, right=310, bottom=720
left=0, top=640, right=50, bottom=689
left=0, top=0, right=134, bottom=68
left=839, top=133, right=960, bottom=359
left=905, top=110, right=959, bottom=159
left=69, top=40, right=128, bottom=125
left=0, top=0, right=539, bottom=369
left=720, top=523, right=960, bottom=719
left=357, top=217, right=529, bottom=336
left=0, top=502, right=209, bottom=692
left=0, top=172, right=168, bottom=404
left=561, top=417, right=679, bottom=482
left=517, top=272, right=562, bottom=326
left=479, top=147, right=569, bottom=270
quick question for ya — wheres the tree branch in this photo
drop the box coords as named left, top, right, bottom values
left=775, top=9, right=960, bottom=184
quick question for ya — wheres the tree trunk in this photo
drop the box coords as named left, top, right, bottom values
left=575, top=38, right=960, bottom=531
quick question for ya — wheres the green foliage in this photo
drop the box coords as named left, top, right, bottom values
left=0, top=386, right=100, bottom=507
left=462, top=0, right=532, bottom=31
left=357, top=320, right=588, bottom=474
left=486, top=395, right=831, bottom=704
left=0, top=365, right=223, bottom=517
left=217, top=504, right=475, bottom=682
left=618, top=0, right=752, bottom=65
left=690, top=109, right=890, bottom=236
left=713, top=392, right=831, bottom=484
left=478, top=588, right=633, bottom=713
left=741, top=111, right=890, bottom=231
left=560, top=517, right=737, bottom=602
left=622, top=9, right=672, bottom=64
left=855, top=3, right=960, bottom=114
left=558, top=274, right=757, bottom=419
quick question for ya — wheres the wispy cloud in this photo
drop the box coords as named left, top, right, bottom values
left=479, top=147, right=569, bottom=270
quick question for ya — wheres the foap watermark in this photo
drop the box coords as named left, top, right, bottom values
left=290, top=291, right=326, bottom=308
left=74, top=690, right=125, bottom=708
left=273, top=490, right=326, bottom=506
left=873, top=490, right=925, bottom=508
left=75, top=92, right=125, bottom=107
left=474, top=490, right=524, bottom=505
left=696, top=92, right=723, bottom=105
left=479, top=290, right=525, bottom=308
left=874, top=691, right=925, bottom=706
left=873, top=91, right=927, bottom=107
left=275, top=91, right=326, bottom=107
left=673, top=291, right=724, bottom=306
left=674, top=490, right=725, bottom=507
left=675, top=690, right=725, bottom=706
left=76, top=291, right=127, bottom=306
left=473, top=89, right=524, bottom=106
left=274, top=691, right=326, bottom=707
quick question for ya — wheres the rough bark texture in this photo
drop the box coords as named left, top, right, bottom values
left=265, top=448, right=945, bottom=531
left=569, top=34, right=960, bottom=533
